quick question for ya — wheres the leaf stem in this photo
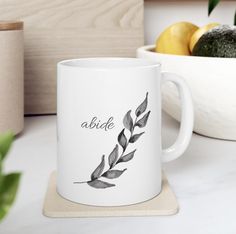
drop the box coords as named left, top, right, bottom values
left=117, top=115, right=138, bottom=163
left=73, top=181, right=89, bottom=184
left=131, top=116, right=138, bottom=135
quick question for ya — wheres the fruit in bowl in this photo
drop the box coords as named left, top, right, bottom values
left=137, top=22, right=236, bottom=140
left=156, top=22, right=199, bottom=56
left=192, top=25, right=236, bottom=57
left=156, top=22, right=236, bottom=57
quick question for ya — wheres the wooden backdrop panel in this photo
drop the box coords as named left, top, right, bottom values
left=0, top=0, right=144, bottom=114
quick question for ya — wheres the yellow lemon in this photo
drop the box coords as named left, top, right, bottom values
left=189, top=23, right=220, bottom=52
left=155, top=22, right=198, bottom=56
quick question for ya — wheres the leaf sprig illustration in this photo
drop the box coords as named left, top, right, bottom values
left=74, top=92, right=151, bottom=189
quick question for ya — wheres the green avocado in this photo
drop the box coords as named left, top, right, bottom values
left=192, top=25, right=236, bottom=58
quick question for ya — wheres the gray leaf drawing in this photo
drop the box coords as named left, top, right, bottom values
left=129, top=132, right=145, bottom=143
left=74, top=92, right=151, bottom=189
left=123, top=110, right=133, bottom=132
left=135, top=111, right=151, bottom=128
left=91, top=155, right=105, bottom=180
left=88, top=179, right=115, bottom=189
left=117, top=149, right=136, bottom=163
left=108, top=144, right=119, bottom=169
left=102, top=169, right=127, bottom=179
left=118, top=128, right=127, bottom=151
left=135, top=92, right=148, bottom=117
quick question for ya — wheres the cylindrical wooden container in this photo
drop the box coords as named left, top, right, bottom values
left=0, top=21, right=24, bottom=135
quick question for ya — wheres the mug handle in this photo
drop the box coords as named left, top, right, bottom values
left=161, top=72, right=194, bottom=162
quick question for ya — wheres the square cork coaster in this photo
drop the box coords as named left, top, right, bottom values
left=43, top=172, right=179, bottom=218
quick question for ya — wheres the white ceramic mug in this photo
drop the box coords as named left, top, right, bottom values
left=57, top=58, right=194, bottom=206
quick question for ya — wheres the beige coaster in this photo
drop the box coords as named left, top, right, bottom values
left=43, top=172, right=178, bottom=218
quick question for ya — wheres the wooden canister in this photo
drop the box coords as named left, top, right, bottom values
left=0, top=21, right=24, bottom=135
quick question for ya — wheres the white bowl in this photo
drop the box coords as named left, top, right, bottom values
left=137, top=45, right=236, bottom=140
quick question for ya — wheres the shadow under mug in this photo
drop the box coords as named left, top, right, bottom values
left=57, top=58, right=194, bottom=206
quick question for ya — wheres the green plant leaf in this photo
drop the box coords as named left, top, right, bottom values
left=0, top=132, right=14, bottom=161
left=234, top=10, right=236, bottom=26
left=0, top=153, right=2, bottom=174
left=0, top=173, right=21, bottom=221
left=208, top=0, right=220, bottom=15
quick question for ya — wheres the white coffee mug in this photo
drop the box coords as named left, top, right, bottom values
left=57, top=58, right=193, bottom=206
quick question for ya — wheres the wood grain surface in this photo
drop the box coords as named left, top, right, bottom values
left=0, top=0, right=144, bottom=114
left=0, top=21, right=23, bottom=30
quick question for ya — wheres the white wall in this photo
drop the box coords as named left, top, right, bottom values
left=144, top=1, right=236, bottom=44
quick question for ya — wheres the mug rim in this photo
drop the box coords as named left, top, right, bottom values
left=58, top=57, right=161, bottom=70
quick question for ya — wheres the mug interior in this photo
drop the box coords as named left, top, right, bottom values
left=58, top=57, right=160, bottom=69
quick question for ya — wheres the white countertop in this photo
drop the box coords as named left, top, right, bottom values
left=1, top=113, right=236, bottom=234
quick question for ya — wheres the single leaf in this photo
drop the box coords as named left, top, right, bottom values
left=123, top=110, right=133, bottom=132
left=129, top=132, right=145, bottom=143
left=135, top=92, right=148, bottom=117
left=0, top=132, right=14, bottom=161
left=118, top=129, right=127, bottom=151
left=87, top=179, right=115, bottom=189
left=91, top=155, right=105, bottom=180
left=117, top=149, right=136, bottom=163
left=234, top=10, right=236, bottom=26
left=208, top=0, right=220, bottom=15
left=102, top=169, right=127, bottom=179
left=0, top=173, right=21, bottom=221
left=108, top=144, right=118, bottom=168
left=135, top=111, right=151, bottom=128
left=0, top=153, right=2, bottom=174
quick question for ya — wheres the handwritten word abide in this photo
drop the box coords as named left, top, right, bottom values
left=81, top=117, right=115, bottom=131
